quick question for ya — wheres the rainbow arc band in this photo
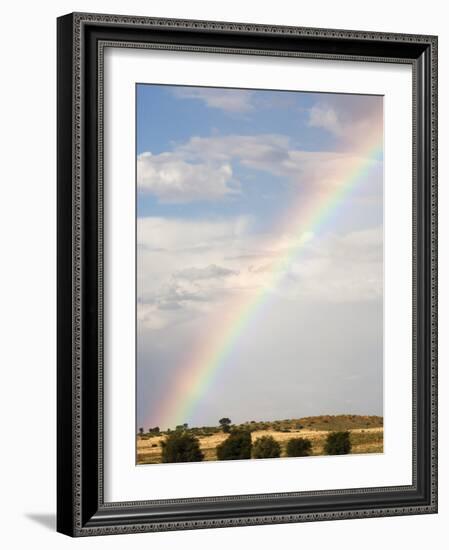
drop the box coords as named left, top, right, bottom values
left=149, top=134, right=383, bottom=430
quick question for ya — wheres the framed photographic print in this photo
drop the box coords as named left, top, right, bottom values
left=57, top=12, right=438, bottom=536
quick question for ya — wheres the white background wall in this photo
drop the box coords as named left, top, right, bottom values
left=0, top=1, right=446, bottom=548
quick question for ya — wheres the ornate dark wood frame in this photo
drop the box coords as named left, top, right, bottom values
left=57, top=12, right=438, bottom=537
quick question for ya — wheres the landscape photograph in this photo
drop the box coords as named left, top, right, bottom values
left=136, top=84, right=384, bottom=465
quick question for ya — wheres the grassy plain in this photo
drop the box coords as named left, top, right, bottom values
left=136, top=415, right=383, bottom=465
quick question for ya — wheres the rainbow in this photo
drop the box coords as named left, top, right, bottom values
left=150, top=132, right=383, bottom=430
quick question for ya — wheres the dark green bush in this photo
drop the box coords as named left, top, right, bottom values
left=286, top=437, right=312, bottom=457
left=252, top=436, right=281, bottom=459
left=216, top=429, right=251, bottom=460
left=161, top=431, right=204, bottom=463
left=175, top=423, right=189, bottom=431
left=324, top=431, right=351, bottom=455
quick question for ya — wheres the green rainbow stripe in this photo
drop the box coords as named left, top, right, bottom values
left=151, top=134, right=383, bottom=430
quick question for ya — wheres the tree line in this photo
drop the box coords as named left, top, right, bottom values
left=157, top=418, right=351, bottom=463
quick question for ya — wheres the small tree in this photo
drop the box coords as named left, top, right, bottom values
left=216, top=429, right=251, bottom=460
left=324, top=431, right=351, bottom=455
left=286, top=437, right=312, bottom=457
left=161, top=431, right=204, bottom=463
left=252, top=436, right=281, bottom=459
left=219, top=417, right=232, bottom=433
left=138, top=427, right=144, bottom=436
left=149, top=426, right=160, bottom=434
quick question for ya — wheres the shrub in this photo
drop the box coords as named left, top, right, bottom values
left=252, top=436, right=281, bottom=459
left=286, top=437, right=312, bottom=457
left=161, top=431, right=204, bottom=463
left=175, top=423, right=188, bottom=431
left=216, top=429, right=251, bottom=460
left=324, top=431, right=351, bottom=455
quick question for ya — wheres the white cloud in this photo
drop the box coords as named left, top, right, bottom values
left=138, top=216, right=251, bottom=252
left=137, top=215, right=383, bottom=331
left=306, top=95, right=383, bottom=148
left=180, top=134, right=380, bottom=193
left=138, top=130, right=382, bottom=204
left=137, top=151, right=237, bottom=203
left=137, top=216, right=253, bottom=329
left=287, top=227, right=383, bottom=302
left=285, top=150, right=376, bottom=190
left=180, top=134, right=290, bottom=169
left=172, top=87, right=255, bottom=112
left=308, top=105, right=342, bottom=135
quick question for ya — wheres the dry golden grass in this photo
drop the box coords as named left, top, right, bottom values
left=136, top=425, right=383, bottom=465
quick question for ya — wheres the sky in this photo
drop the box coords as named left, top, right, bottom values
left=136, top=84, right=384, bottom=431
